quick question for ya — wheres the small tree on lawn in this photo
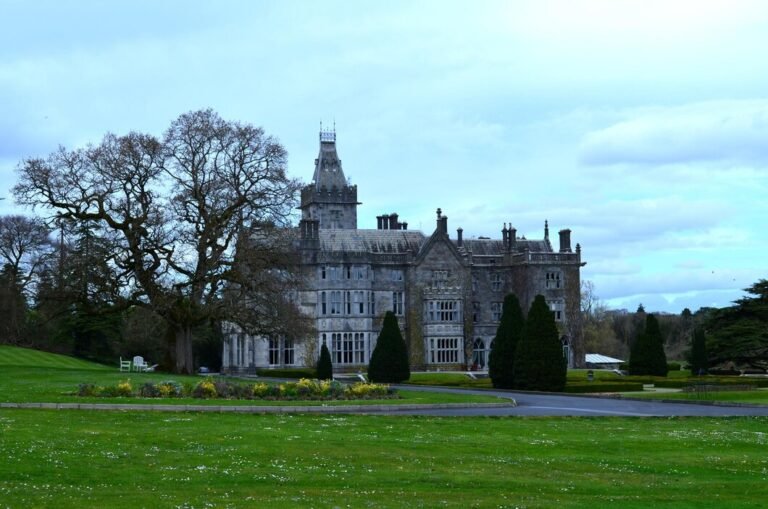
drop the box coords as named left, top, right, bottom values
left=368, top=311, right=410, bottom=383
left=513, top=295, right=567, bottom=391
left=629, top=313, right=668, bottom=376
left=488, top=293, right=524, bottom=389
left=689, top=326, right=708, bottom=376
left=317, top=341, right=333, bottom=380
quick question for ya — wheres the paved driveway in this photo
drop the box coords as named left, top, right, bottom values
left=391, top=385, right=768, bottom=417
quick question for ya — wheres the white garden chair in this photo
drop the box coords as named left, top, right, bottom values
left=132, top=356, right=148, bottom=372
left=119, top=357, right=132, bottom=372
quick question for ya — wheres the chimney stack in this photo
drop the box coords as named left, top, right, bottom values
left=436, top=208, right=448, bottom=234
left=457, top=227, right=463, bottom=247
left=559, top=229, right=572, bottom=253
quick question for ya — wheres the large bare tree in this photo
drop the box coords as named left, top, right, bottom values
left=14, top=109, right=306, bottom=373
left=0, top=215, right=52, bottom=293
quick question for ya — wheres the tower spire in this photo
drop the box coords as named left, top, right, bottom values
left=300, top=125, right=360, bottom=229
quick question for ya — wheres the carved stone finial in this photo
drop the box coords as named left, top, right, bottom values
left=436, top=208, right=442, bottom=219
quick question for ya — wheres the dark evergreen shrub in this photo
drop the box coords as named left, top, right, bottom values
left=488, top=294, right=524, bottom=389
left=368, top=311, right=410, bottom=383
left=667, top=362, right=681, bottom=371
left=629, top=314, right=668, bottom=376
left=689, top=327, right=708, bottom=376
left=512, top=295, right=567, bottom=391
left=317, top=342, right=333, bottom=380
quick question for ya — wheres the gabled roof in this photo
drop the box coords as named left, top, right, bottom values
left=415, top=227, right=465, bottom=266
left=311, top=132, right=347, bottom=190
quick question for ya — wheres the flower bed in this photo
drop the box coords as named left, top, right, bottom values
left=77, top=378, right=397, bottom=401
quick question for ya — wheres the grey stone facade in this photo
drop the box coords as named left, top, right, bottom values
left=222, top=130, right=585, bottom=373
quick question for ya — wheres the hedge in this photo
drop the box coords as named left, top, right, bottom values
left=564, top=382, right=644, bottom=393
left=654, top=377, right=768, bottom=389
left=256, top=367, right=317, bottom=379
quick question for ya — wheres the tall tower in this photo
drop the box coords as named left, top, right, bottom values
left=299, top=127, right=360, bottom=229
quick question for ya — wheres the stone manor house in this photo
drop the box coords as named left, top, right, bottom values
left=222, top=130, right=585, bottom=373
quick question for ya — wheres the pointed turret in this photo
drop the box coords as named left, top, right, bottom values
left=299, top=126, right=361, bottom=229
left=311, top=129, right=347, bottom=190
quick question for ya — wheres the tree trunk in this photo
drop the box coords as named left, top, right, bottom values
left=174, top=325, right=195, bottom=374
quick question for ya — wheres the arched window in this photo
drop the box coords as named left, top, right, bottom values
left=472, top=338, right=488, bottom=370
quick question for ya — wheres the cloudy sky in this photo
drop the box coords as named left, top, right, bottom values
left=2, top=0, right=766, bottom=313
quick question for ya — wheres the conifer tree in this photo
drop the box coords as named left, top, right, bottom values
left=488, top=293, right=524, bottom=389
left=368, top=311, right=410, bottom=383
left=317, top=341, right=333, bottom=380
left=512, top=295, right=567, bottom=391
left=689, top=326, right=708, bottom=376
left=629, top=313, right=668, bottom=376
left=706, top=279, right=768, bottom=370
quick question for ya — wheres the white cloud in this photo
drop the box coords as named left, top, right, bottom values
left=579, top=100, right=768, bottom=166
left=605, top=288, right=748, bottom=314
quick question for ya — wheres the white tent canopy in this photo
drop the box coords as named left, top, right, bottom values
left=585, top=353, right=625, bottom=365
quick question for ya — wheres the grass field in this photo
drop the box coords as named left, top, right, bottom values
left=3, top=346, right=768, bottom=507
left=629, top=388, right=768, bottom=405
left=1, top=410, right=767, bottom=508
left=0, top=346, right=504, bottom=406
left=406, top=371, right=649, bottom=393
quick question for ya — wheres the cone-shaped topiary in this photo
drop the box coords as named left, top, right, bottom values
left=512, top=295, right=567, bottom=391
left=488, top=293, right=525, bottom=389
left=317, top=342, right=333, bottom=380
left=368, top=311, right=410, bottom=383
left=689, top=326, right=708, bottom=376
left=629, top=313, right=668, bottom=376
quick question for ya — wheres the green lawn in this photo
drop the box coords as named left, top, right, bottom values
left=407, top=371, right=646, bottom=393
left=0, top=344, right=111, bottom=370
left=629, top=388, right=768, bottom=405
left=0, top=346, right=504, bottom=406
left=3, top=346, right=768, bottom=507
left=406, top=372, right=493, bottom=388
left=1, top=410, right=767, bottom=508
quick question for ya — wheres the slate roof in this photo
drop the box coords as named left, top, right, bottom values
left=461, top=238, right=551, bottom=254
left=311, top=138, right=348, bottom=190
left=319, top=229, right=426, bottom=253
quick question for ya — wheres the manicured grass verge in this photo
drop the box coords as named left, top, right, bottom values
left=406, top=372, right=493, bottom=388
left=628, top=388, right=768, bottom=405
left=653, top=378, right=768, bottom=389
left=1, top=411, right=766, bottom=508
left=563, top=382, right=644, bottom=393
left=0, top=366, right=504, bottom=406
left=408, top=372, right=645, bottom=393
left=0, top=345, right=110, bottom=371
left=256, top=367, right=317, bottom=378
